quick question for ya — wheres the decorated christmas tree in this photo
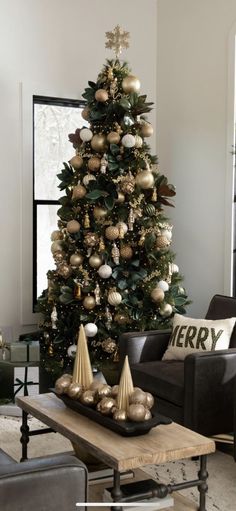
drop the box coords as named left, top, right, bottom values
left=37, top=26, right=189, bottom=379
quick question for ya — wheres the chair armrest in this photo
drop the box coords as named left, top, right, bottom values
left=184, top=349, right=236, bottom=436
left=0, top=454, right=88, bottom=511
left=119, top=329, right=171, bottom=366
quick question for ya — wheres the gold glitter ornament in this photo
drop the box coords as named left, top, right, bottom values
left=95, top=89, right=109, bottom=102
left=113, top=409, right=127, bottom=421
left=88, top=253, right=103, bottom=269
left=80, top=390, right=97, bottom=406
left=53, top=251, right=64, bottom=263
left=107, top=131, right=121, bottom=144
left=108, top=289, right=122, bottom=306
left=51, top=230, right=63, bottom=241
left=156, top=235, right=170, bottom=250
left=114, top=312, right=129, bottom=325
left=57, top=263, right=71, bottom=278
left=141, top=122, right=154, bottom=137
left=120, top=245, right=133, bottom=259
left=84, top=232, right=99, bottom=247
left=120, top=173, right=135, bottom=194
left=67, top=382, right=83, bottom=400
left=111, top=242, right=120, bottom=264
left=83, top=295, right=96, bottom=310
left=72, top=184, right=87, bottom=199
left=70, top=253, right=84, bottom=267
left=150, top=287, right=165, bottom=304
left=98, top=236, right=106, bottom=252
left=83, top=212, right=90, bottom=228
left=101, top=338, right=117, bottom=353
left=98, top=397, right=116, bottom=415
left=122, top=75, right=141, bottom=93
left=91, top=133, right=107, bottom=152
left=127, top=403, right=146, bottom=422
left=69, top=154, right=83, bottom=169
left=66, top=220, right=81, bottom=234
left=105, top=225, right=119, bottom=240
left=88, top=156, right=101, bottom=172
left=93, top=206, right=108, bottom=220
left=135, top=170, right=154, bottom=189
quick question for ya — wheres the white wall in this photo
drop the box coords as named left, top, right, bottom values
left=0, top=0, right=157, bottom=339
left=157, top=0, right=236, bottom=317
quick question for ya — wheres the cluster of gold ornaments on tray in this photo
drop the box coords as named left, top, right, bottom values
left=55, top=325, right=154, bottom=423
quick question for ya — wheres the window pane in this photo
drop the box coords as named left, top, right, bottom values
left=36, top=204, right=58, bottom=297
left=34, top=103, right=85, bottom=200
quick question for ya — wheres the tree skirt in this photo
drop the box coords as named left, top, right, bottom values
left=0, top=415, right=235, bottom=510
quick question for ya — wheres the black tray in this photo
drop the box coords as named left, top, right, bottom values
left=52, top=389, right=172, bottom=437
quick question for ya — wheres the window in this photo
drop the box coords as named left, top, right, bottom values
left=33, top=96, right=86, bottom=307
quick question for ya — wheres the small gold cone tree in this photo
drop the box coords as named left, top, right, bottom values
left=117, top=355, right=134, bottom=412
left=72, top=324, right=93, bottom=388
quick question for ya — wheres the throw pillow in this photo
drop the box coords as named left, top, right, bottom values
left=162, top=314, right=236, bottom=361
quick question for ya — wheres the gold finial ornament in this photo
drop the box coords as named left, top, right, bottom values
left=105, top=25, right=130, bottom=57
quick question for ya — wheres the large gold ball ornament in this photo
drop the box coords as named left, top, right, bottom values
left=111, top=385, right=119, bottom=398
left=91, top=133, right=107, bottom=152
left=141, top=123, right=154, bottom=137
left=80, top=390, right=97, bottom=406
left=127, top=404, right=146, bottom=422
left=97, top=384, right=112, bottom=399
left=67, top=382, right=83, bottom=400
left=113, top=409, right=127, bottom=421
left=81, top=106, right=90, bottom=120
left=89, top=380, right=104, bottom=392
left=70, top=253, right=84, bottom=267
left=120, top=245, right=133, bottom=260
left=107, top=131, right=121, bottom=144
left=150, top=287, right=165, bottom=304
left=95, top=89, right=109, bottom=102
left=83, top=295, right=96, bottom=310
left=55, top=376, right=71, bottom=395
left=135, top=170, right=154, bottom=189
left=72, top=184, right=87, bottom=199
left=88, top=156, right=101, bottom=172
left=51, top=230, right=63, bottom=241
left=69, top=154, right=83, bottom=169
left=105, top=226, right=120, bottom=240
left=93, top=206, right=108, bottom=220
left=108, top=290, right=122, bottom=306
left=89, top=253, right=103, bottom=269
left=51, top=240, right=64, bottom=253
left=114, top=312, right=129, bottom=325
left=66, top=220, right=81, bottom=234
left=57, top=263, right=72, bottom=278
left=84, top=232, right=99, bottom=247
left=122, top=75, right=141, bottom=93
left=129, top=388, right=147, bottom=406
left=97, top=397, right=116, bottom=415
left=156, top=235, right=170, bottom=249
left=145, top=392, right=155, bottom=409
left=144, top=408, right=152, bottom=421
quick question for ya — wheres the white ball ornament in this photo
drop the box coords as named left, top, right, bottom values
left=170, top=263, right=179, bottom=274
left=162, top=229, right=172, bottom=241
left=157, top=280, right=169, bottom=292
left=80, top=128, right=93, bottom=142
left=159, top=303, right=173, bottom=317
left=84, top=323, right=98, bottom=337
left=67, top=344, right=77, bottom=358
left=135, top=135, right=143, bottom=148
left=98, top=264, right=112, bottom=279
left=121, top=134, right=136, bottom=148
left=83, top=174, right=96, bottom=186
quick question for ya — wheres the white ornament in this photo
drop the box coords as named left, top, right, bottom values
left=98, top=264, right=113, bottom=279
left=84, top=323, right=98, bottom=337
left=121, top=134, right=136, bottom=148
left=51, top=306, right=57, bottom=329
left=116, top=221, right=128, bottom=237
left=83, top=174, right=96, bottom=186
left=80, top=128, right=93, bottom=142
left=169, top=263, right=179, bottom=274
left=67, top=344, right=77, bottom=358
left=108, top=290, right=122, bottom=306
left=162, top=229, right=172, bottom=241
left=157, top=280, right=169, bottom=292
left=159, top=303, right=173, bottom=317
left=134, top=135, right=143, bottom=148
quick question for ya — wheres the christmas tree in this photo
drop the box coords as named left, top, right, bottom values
left=37, top=26, right=189, bottom=379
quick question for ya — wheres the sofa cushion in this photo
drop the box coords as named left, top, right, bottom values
left=162, top=314, right=236, bottom=361
left=131, top=360, right=184, bottom=406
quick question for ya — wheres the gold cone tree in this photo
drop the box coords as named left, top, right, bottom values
left=37, top=26, right=189, bottom=378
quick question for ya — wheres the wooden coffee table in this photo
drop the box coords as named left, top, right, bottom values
left=16, top=393, right=215, bottom=511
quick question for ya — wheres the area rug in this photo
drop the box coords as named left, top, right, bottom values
left=0, top=415, right=235, bottom=510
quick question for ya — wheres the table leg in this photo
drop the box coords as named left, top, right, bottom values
left=20, top=410, right=29, bottom=462
left=110, top=469, right=123, bottom=511
left=198, top=455, right=208, bottom=511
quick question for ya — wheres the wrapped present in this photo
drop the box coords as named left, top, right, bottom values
left=8, top=341, right=40, bottom=363
left=14, top=367, right=39, bottom=398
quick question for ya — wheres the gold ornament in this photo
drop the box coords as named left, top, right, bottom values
left=57, top=263, right=71, bottom=278
left=129, top=388, right=147, bottom=406
left=72, top=324, right=93, bottom=389
left=108, top=289, right=122, bottom=306
left=105, top=306, right=113, bottom=329
left=91, top=133, right=107, bottom=152
left=156, top=235, right=170, bottom=250
left=74, top=281, right=82, bottom=300
left=69, top=154, right=83, bottom=169
left=93, top=206, right=108, bottom=220
left=94, top=283, right=101, bottom=305
left=151, top=187, right=157, bottom=201
left=127, top=403, right=146, bottom=422
left=53, top=251, right=64, bottom=264
left=116, top=221, right=128, bottom=238
left=105, top=25, right=130, bottom=57
left=89, top=253, right=103, bottom=269
left=134, top=135, right=143, bottom=148
left=113, top=409, right=127, bottom=421
left=107, top=131, right=121, bottom=144
left=111, top=242, right=120, bottom=264
left=48, top=342, right=54, bottom=356
left=97, top=384, right=112, bottom=399
left=67, top=220, right=81, bottom=234
left=67, top=382, right=83, bottom=399
left=95, top=89, right=109, bottom=102
left=98, top=236, right=106, bottom=252
left=51, top=305, right=57, bottom=329
left=146, top=392, right=155, bottom=409
left=111, top=385, right=119, bottom=398
left=100, top=153, right=108, bottom=174
left=120, top=245, right=133, bottom=260
left=116, top=191, right=125, bottom=203
left=51, top=230, right=63, bottom=241
left=51, top=240, right=64, bottom=253
left=122, top=75, right=141, bottom=93
left=141, top=122, right=154, bottom=137
left=97, top=397, right=116, bottom=415
left=80, top=390, right=97, bottom=406
left=101, top=338, right=117, bottom=353
left=128, top=207, right=134, bottom=231
left=117, top=356, right=134, bottom=412
left=72, top=184, right=87, bottom=199
left=55, top=375, right=71, bottom=395
left=70, top=253, right=84, bottom=267
left=81, top=106, right=90, bottom=120
left=84, top=232, right=99, bottom=247
left=144, top=408, right=152, bottom=421
left=88, top=156, right=101, bottom=172
left=105, top=225, right=120, bottom=240
left=135, top=170, right=154, bottom=189
left=84, top=212, right=90, bottom=229
left=83, top=295, right=96, bottom=310
left=159, top=303, right=173, bottom=317
left=120, top=173, right=135, bottom=194
left=114, top=312, right=129, bottom=325
left=150, top=287, right=165, bottom=304
left=89, top=380, right=104, bottom=391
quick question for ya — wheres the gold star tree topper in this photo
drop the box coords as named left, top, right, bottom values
left=105, top=25, right=130, bottom=57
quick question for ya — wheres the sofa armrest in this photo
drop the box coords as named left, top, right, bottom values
left=119, top=330, right=171, bottom=366
left=0, top=454, right=88, bottom=511
left=184, top=348, right=236, bottom=436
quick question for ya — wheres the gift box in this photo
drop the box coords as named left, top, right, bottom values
left=8, top=341, right=40, bottom=363
left=14, top=366, right=39, bottom=397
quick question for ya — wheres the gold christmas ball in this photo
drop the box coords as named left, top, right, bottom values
left=91, top=133, right=107, bottom=152
left=97, top=384, right=112, bottom=399
left=69, top=154, right=83, bottom=169
left=81, top=106, right=90, bottom=120
left=66, top=220, right=81, bottom=234
left=114, top=312, right=129, bottom=325
left=80, top=390, right=97, bottom=406
left=93, top=206, right=108, bottom=220
left=95, top=89, right=109, bottom=102
left=122, top=75, right=141, bottom=93
left=88, top=156, right=101, bottom=172
left=129, top=388, right=147, bottom=406
left=141, top=122, right=154, bottom=137
left=159, top=303, right=173, bottom=317
left=83, top=295, right=96, bottom=310
left=108, top=290, right=122, bottom=306
left=97, top=397, right=116, bottom=415
left=84, top=232, right=99, bottom=247
left=120, top=174, right=135, bottom=194
left=89, top=380, right=104, bottom=392
left=150, top=287, right=165, bottom=303
left=135, top=170, right=154, bottom=189
left=146, top=392, right=154, bottom=409
left=115, top=191, right=125, bottom=203
left=111, top=385, right=119, bottom=398
left=67, top=382, right=83, bottom=400
left=51, top=230, right=63, bottom=241
left=120, top=245, right=133, bottom=260
left=89, top=253, right=103, bottom=269
left=53, top=251, right=65, bottom=263
left=105, top=226, right=120, bottom=240
left=101, top=338, right=117, bottom=353
left=72, top=184, right=87, bottom=199
left=70, top=253, right=84, bottom=267
left=55, top=377, right=71, bottom=395
left=134, top=135, right=143, bottom=148
left=57, top=263, right=72, bottom=278
left=113, top=409, right=127, bottom=421
left=127, top=404, right=146, bottom=422
left=156, top=235, right=170, bottom=249
left=144, top=408, right=152, bottom=421
left=107, top=131, right=121, bottom=144
left=51, top=240, right=64, bottom=253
